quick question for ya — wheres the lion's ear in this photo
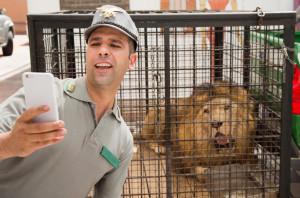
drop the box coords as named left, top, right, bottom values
left=191, top=83, right=211, bottom=104
left=192, top=83, right=211, bottom=96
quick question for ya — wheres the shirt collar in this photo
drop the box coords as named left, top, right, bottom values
left=111, top=99, right=122, bottom=122
left=63, top=76, right=122, bottom=122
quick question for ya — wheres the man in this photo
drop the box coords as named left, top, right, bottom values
left=0, top=4, right=138, bottom=198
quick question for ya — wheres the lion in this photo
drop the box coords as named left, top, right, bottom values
left=173, top=82, right=256, bottom=173
left=140, top=81, right=256, bottom=174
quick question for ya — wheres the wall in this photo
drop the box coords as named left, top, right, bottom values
left=60, top=0, right=129, bottom=10
left=0, top=0, right=28, bottom=34
left=129, top=0, right=294, bottom=11
left=129, top=0, right=160, bottom=10
left=236, top=0, right=293, bottom=11
left=27, top=0, right=60, bottom=14
left=199, top=0, right=293, bottom=11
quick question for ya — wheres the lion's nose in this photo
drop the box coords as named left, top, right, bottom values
left=214, top=131, right=225, bottom=138
left=211, top=120, right=223, bottom=128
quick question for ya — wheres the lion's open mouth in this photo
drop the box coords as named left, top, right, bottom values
left=214, top=131, right=236, bottom=149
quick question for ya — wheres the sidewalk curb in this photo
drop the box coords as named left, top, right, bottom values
left=0, top=62, right=30, bottom=82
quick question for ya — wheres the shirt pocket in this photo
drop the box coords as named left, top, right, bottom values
left=84, top=142, right=115, bottom=178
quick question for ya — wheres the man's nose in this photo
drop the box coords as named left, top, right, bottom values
left=98, top=46, right=110, bottom=57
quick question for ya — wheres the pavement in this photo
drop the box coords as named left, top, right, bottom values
left=0, top=34, right=30, bottom=81
left=0, top=34, right=30, bottom=102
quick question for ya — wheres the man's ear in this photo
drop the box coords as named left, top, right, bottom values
left=128, top=52, right=138, bottom=70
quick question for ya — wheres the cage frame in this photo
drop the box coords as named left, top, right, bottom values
left=27, top=10, right=295, bottom=197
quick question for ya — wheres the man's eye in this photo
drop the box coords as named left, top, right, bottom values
left=92, top=42, right=101, bottom=46
left=111, top=44, right=121, bottom=48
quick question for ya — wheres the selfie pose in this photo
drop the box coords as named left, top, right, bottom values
left=0, top=4, right=138, bottom=198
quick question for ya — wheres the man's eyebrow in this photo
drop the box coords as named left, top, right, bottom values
left=89, top=37, right=102, bottom=42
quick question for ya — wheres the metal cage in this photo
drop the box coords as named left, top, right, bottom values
left=27, top=10, right=295, bottom=198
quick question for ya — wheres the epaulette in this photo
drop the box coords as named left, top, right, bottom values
left=63, top=79, right=76, bottom=93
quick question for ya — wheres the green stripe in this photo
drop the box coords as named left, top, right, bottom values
left=100, top=146, right=120, bottom=169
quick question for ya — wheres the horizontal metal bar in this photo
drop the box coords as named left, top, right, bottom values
left=27, top=11, right=296, bottom=28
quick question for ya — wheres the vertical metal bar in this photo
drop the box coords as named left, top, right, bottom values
left=144, top=28, right=149, bottom=113
left=214, top=26, right=224, bottom=81
left=58, top=28, right=64, bottom=78
left=66, top=28, right=76, bottom=78
left=78, top=28, right=84, bottom=77
left=173, top=27, right=179, bottom=196
left=164, top=27, right=173, bottom=198
left=27, top=15, right=38, bottom=72
left=155, top=27, right=162, bottom=198
left=35, top=25, right=46, bottom=72
left=243, top=26, right=250, bottom=89
left=192, top=26, right=197, bottom=197
left=209, top=27, right=214, bottom=82
left=51, top=28, right=60, bottom=77
left=261, top=27, right=268, bottom=198
left=229, top=26, right=233, bottom=83
left=28, top=21, right=45, bottom=72
left=174, top=28, right=177, bottom=97
left=192, top=27, right=196, bottom=90
left=280, top=23, right=294, bottom=198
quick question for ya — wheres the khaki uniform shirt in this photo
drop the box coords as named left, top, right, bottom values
left=0, top=77, right=134, bottom=198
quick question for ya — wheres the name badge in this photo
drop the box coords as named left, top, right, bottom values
left=100, top=146, right=120, bottom=169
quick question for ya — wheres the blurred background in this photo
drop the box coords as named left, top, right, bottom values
left=0, top=0, right=297, bottom=35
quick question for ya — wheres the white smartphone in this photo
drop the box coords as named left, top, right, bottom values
left=22, top=72, right=59, bottom=122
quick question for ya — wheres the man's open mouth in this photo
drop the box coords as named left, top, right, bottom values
left=95, top=63, right=112, bottom=68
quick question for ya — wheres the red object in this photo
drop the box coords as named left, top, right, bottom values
left=292, top=64, right=300, bottom=114
left=208, top=0, right=229, bottom=10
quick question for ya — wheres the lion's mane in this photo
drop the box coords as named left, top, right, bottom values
left=141, top=81, right=256, bottom=172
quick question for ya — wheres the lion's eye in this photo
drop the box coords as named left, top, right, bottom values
left=224, top=104, right=231, bottom=110
left=204, top=108, right=209, bottom=113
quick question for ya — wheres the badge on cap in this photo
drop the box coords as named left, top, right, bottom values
left=98, top=6, right=122, bottom=19
left=100, top=145, right=120, bottom=169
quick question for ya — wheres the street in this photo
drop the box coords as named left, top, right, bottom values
left=0, top=34, right=30, bottom=103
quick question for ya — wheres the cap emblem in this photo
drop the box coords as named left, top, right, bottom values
left=98, top=6, right=122, bottom=19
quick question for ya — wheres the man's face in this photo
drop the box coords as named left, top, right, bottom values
left=86, top=27, right=137, bottom=89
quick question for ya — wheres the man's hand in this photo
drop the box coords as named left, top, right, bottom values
left=0, top=105, right=67, bottom=158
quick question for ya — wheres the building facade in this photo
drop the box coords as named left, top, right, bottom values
left=60, top=0, right=129, bottom=10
